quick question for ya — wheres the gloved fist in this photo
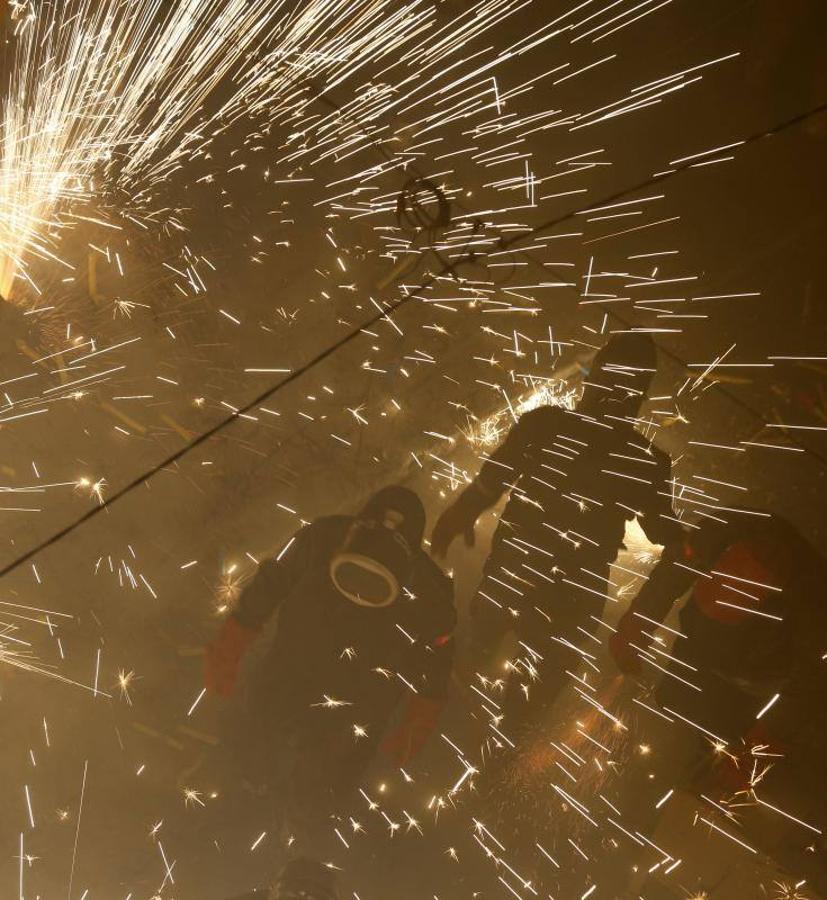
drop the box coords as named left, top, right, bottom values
left=382, top=695, right=444, bottom=767
left=609, top=611, right=647, bottom=676
left=204, top=616, right=259, bottom=697
left=431, top=501, right=477, bottom=559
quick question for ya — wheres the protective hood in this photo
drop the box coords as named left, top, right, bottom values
left=585, top=332, right=658, bottom=413
left=330, top=486, right=425, bottom=608
left=693, top=541, right=781, bottom=624
left=360, top=485, right=426, bottom=547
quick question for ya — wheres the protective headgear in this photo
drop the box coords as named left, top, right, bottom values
left=271, top=858, right=339, bottom=900
left=330, top=486, right=425, bottom=608
left=587, top=332, right=658, bottom=402
left=693, top=541, right=779, bottom=624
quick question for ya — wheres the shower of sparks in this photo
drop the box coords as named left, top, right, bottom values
left=464, top=379, right=580, bottom=449
left=0, top=0, right=454, bottom=300
left=0, top=0, right=824, bottom=898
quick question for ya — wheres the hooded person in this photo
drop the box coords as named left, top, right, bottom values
left=611, top=507, right=827, bottom=752
left=431, top=332, right=682, bottom=745
left=609, top=508, right=827, bottom=895
left=205, top=486, right=455, bottom=872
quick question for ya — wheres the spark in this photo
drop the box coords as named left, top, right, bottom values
left=75, top=476, right=107, bottom=504
left=67, top=761, right=89, bottom=900
left=182, top=788, right=205, bottom=808
left=312, top=695, right=353, bottom=709
left=187, top=687, right=207, bottom=717
left=755, top=692, right=781, bottom=719
left=116, top=669, right=136, bottom=705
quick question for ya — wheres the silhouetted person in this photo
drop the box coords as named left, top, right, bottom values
left=206, top=486, right=455, bottom=881
left=611, top=508, right=827, bottom=895
left=432, top=333, right=681, bottom=742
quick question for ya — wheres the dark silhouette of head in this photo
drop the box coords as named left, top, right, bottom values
left=360, top=485, right=426, bottom=549
left=579, top=332, right=658, bottom=417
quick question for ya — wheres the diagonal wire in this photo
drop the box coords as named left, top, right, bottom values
left=0, top=98, right=825, bottom=581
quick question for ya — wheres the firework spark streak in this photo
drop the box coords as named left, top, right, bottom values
left=0, top=0, right=442, bottom=298
left=1, top=1, right=825, bottom=898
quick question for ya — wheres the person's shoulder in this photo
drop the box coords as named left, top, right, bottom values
left=649, top=441, right=673, bottom=468
left=291, top=515, right=352, bottom=550
left=730, top=509, right=822, bottom=567
left=621, top=426, right=672, bottom=468
left=411, top=552, right=453, bottom=598
left=314, top=514, right=352, bottom=529
left=409, top=553, right=456, bottom=632
left=515, top=403, right=569, bottom=432
left=523, top=403, right=568, bottom=421
left=686, top=509, right=771, bottom=561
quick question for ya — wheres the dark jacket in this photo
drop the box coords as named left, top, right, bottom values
left=234, top=515, right=455, bottom=731
left=630, top=510, right=827, bottom=697
left=477, top=404, right=680, bottom=569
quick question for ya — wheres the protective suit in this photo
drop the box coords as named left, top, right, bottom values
left=206, top=486, right=455, bottom=870
left=432, top=333, right=680, bottom=737
left=611, top=508, right=826, bottom=738
left=610, top=508, right=827, bottom=893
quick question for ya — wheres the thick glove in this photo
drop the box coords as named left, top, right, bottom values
left=205, top=616, right=259, bottom=697
left=431, top=490, right=484, bottom=558
left=381, top=695, right=444, bottom=767
left=609, top=611, right=647, bottom=675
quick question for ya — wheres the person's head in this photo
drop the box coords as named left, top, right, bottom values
left=579, top=332, right=658, bottom=417
left=329, top=486, right=425, bottom=609
left=359, top=485, right=426, bottom=549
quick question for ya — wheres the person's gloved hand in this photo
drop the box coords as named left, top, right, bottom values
left=609, top=611, right=647, bottom=675
left=431, top=498, right=477, bottom=558
left=382, top=695, right=444, bottom=767
left=205, top=616, right=259, bottom=697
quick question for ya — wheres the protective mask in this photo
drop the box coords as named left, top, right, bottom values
left=329, top=512, right=413, bottom=608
